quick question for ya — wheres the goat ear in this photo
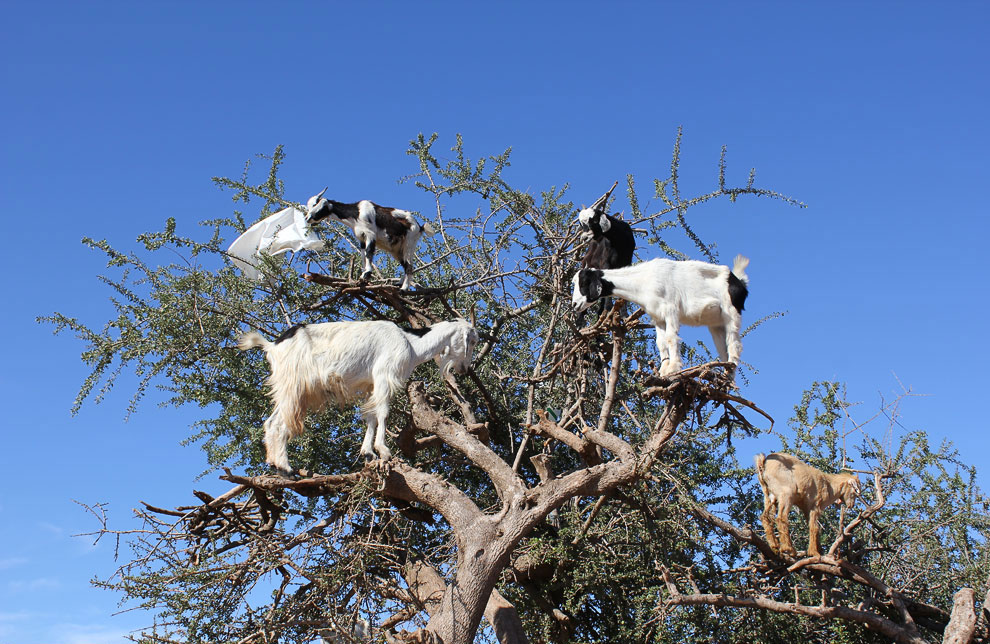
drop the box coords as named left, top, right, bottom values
left=841, top=478, right=860, bottom=504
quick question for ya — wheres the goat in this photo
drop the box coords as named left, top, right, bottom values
left=754, top=452, right=861, bottom=557
left=571, top=255, right=750, bottom=378
left=238, top=318, right=478, bottom=473
left=577, top=181, right=636, bottom=272
left=576, top=183, right=636, bottom=322
left=319, top=618, right=370, bottom=643
left=306, top=187, right=436, bottom=290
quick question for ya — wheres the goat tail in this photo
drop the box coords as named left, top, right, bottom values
left=237, top=331, right=272, bottom=353
left=421, top=221, right=437, bottom=236
left=732, top=255, right=750, bottom=284
left=754, top=453, right=768, bottom=490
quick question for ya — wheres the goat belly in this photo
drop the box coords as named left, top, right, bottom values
left=680, top=300, right=724, bottom=327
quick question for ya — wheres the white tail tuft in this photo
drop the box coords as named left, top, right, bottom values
left=237, top=331, right=271, bottom=352
left=732, top=254, right=750, bottom=284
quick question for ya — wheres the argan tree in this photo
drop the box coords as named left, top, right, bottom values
left=48, top=133, right=989, bottom=644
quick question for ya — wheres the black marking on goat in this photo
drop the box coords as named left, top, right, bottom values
left=599, top=276, right=615, bottom=298
left=578, top=269, right=614, bottom=302
left=309, top=200, right=413, bottom=246
left=581, top=241, right=612, bottom=271
left=580, top=212, right=636, bottom=270
left=728, top=272, right=748, bottom=313
left=584, top=216, right=607, bottom=238
left=275, top=324, right=307, bottom=344
left=308, top=199, right=362, bottom=223
left=401, top=326, right=431, bottom=338
left=374, top=208, right=413, bottom=245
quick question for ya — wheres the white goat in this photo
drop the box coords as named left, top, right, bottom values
left=238, top=318, right=478, bottom=472
left=306, top=187, right=436, bottom=290
left=754, top=452, right=861, bottom=557
left=570, top=255, right=750, bottom=377
left=319, top=618, right=370, bottom=644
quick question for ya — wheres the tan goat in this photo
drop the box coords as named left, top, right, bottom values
left=754, top=452, right=861, bottom=557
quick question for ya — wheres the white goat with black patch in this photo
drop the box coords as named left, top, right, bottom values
left=238, top=318, right=478, bottom=473
left=306, top=187, right=435, bottom=290
left=571, top=255, right=750, bottom=378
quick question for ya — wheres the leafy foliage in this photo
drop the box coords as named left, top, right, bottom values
left=48, top=135, right=987, bottom=643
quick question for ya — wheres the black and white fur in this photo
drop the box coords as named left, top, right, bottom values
left=571, top=255, right=750, bottom=379
left=577, top=206, right=636, bottom=271
left=576, top=194, right=636, bottom=320
left=306, top=187, right=436, bottom=290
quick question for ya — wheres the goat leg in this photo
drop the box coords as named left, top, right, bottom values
left=776, top=505, right=798, bottom=556
left=807, top=509, right=822, bottom=557
left=360, top=238, right=376, bottom=281
left=761, top=505, right=780, bottom=553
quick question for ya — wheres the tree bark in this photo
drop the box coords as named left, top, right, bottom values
left=943, top=588, right=977, bottom=644
left=403, top=559, right=529, bottom=644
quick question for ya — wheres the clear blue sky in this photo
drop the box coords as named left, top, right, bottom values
left=2, top=2, right=988, bottom=642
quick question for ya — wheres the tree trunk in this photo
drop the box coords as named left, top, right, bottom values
left=942, top=588, right=977, bottom=644
left=425, top=546, right=509, bottom=644
left=406, top=546, right=528, bottom=644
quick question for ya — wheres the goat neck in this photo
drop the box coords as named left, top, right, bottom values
left=589, top=262, right=656, bottom=305
left=405, top=322, right=457, bottom=365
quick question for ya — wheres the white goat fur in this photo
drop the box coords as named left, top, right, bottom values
left=238, top=319, right=478, bottom=471
left=571, top=255, right=750, bottom=376
left=754, top=452, right=861, bottom=557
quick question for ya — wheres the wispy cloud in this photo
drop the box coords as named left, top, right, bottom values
left=49, top=622, right=140, bottom=644
left=37, top=521, right=65, bottom=536
left=6, top=577, right=62, bottom=592
left=0, top=556, right=28, bottom=570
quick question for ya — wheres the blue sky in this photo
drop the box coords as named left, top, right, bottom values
left=2, top=2, right=988, bottom=642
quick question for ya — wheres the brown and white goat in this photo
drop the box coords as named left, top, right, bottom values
left=306, top=187, right=435, bottom=290
left=754, top=452, right=861, bottom=557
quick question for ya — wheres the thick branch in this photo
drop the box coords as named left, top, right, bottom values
left=518, top=376, right=693, bottom=532
left=223, top=462, right=482, bottom=535
left=529, top=410, right=602, bottom=467
left=943, top=588, right=977, bottom=644
left=407, top=382, right=525, bottom=505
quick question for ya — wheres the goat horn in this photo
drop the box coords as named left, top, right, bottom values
left=590, top=180, right=619, bottom=211
left=314, top=186, right=328, bottom=201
